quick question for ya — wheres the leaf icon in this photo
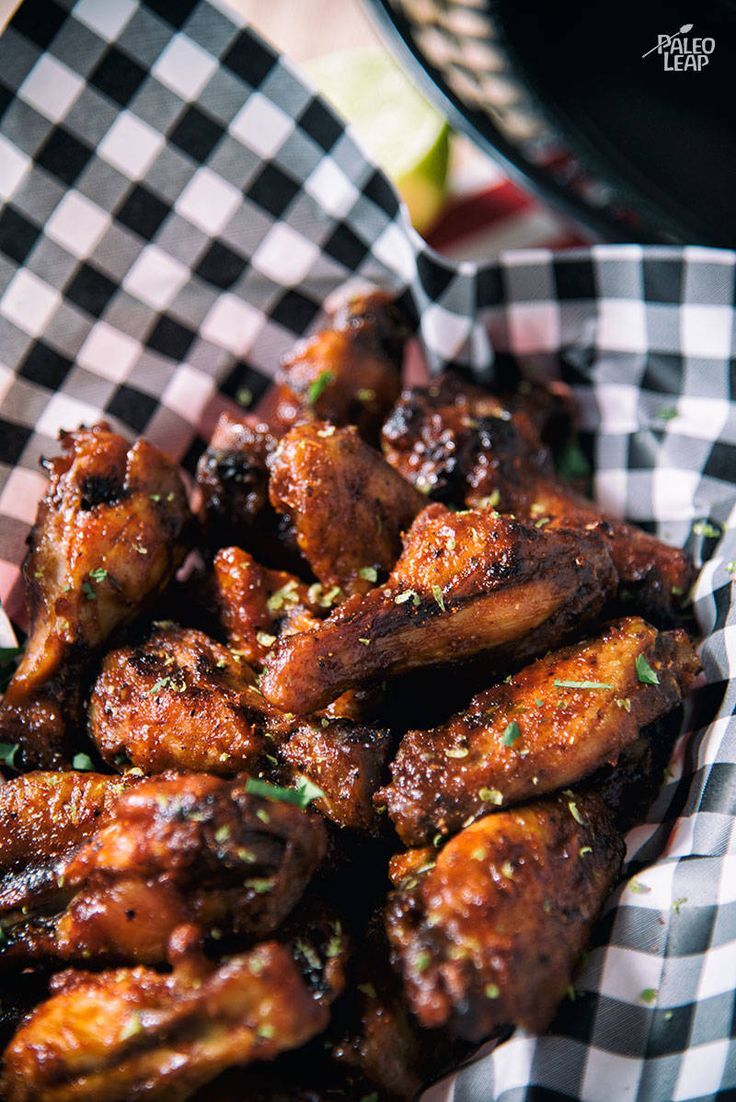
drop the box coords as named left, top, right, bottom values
left=680, top=23, right=694, bottom=33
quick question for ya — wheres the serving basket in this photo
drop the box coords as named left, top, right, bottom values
left=0, top=2, right=734, bottom=1098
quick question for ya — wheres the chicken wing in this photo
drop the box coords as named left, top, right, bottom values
left=269, top=423, right=424, bottom=596
left=385, top=792, right=624, bottom=1040
left=89, top=624, right=272, bottom=774
left=381, top=374, right=555, bottom=500
left=1, top=923, right=346, bottom=1102
left=0, top=425, right=192, bottom=768
left=0, top=771, right=137, bottom=916
left=278, top=718, right=393, bottom=834
left=196, top=412, right=303, bottom=571
left=260, top=504, right=617, bottom=715
left=273, top=292, right=408, bottom=443
left=0, top=772, right=327, bottom=968
left=212, top=546, right=320, bottom=667
left=379, top=617, right=699, bottom=844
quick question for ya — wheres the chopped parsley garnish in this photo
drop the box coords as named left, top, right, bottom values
left=256, top=631, right=276, bottom=648
left=640, top=988, right=658, bottom=1005
left=616, top=697, right=632, bottom=711
left=484, top=983, right=500, bottom=999
left=245, top=775, right=325, bottom=809
left=444, top=746, right=468, bottom=759
left=477, top=489, right=500, bottom=510
left=88, top=567, right=108, bottom=583
left=635, top=654, right=659, bottom=685
left=431, top=584, right=445, bottom=611
left=479, top=786, right=503, bottom=805
left=0, top=742, right=20, bottom=770
left=554, top=679, right=613, bottom=690
left=247, top=878, right=274, bottom=894
left=628, top=878, right=651, bottom=894
left=692, top=520, right=722, bottom=540
left=672, top=897, right=688, bottom=914
left=306, top=370, right=335, bottom=405
left=235, top=387, right=253, bottom=407
left=726, top=560, right=736, bottom=578
left=394, top=589, right=420, bottom=607
left=358, top=982, right=377, bottom=998
left=358, top=566, right=378, bottom=582
left=656, top=406, right=678, bottom=422
left=415, top=951, right=431, bottom=973
left=72, top=753, right=94, bottom=771
left=579, top=845, right=592, bottom=857
left=501, top=720, right=521, bottom=747
left=82, top=580, right=97, bottom=601
left=267, top=580, right=299, bottom=612
left=565, top=792, right=584, bottom=824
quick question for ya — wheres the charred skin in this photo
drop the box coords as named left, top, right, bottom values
left=89, top=625, right=275, bottom=775
left=0, top=772, right=327, bottom=968
left=379, top=617, right=700, bottom=844
left=260, top=505, right=617, bottom=715
left=273, top=292, right=408, bottom=444
left=385, top=793, right=624, bottom=1041
left=0, top=932, right=343, bottom=1102
left=0, top=424, right=192, bottom=768
left=269, top=422, right=424, bottom=597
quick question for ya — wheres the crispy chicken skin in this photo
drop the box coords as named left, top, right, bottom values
left=466, top=470, right=695, bottom=622
left=279, top=718, right=392, bottom=834
left=0, top=771, right=138, bottom=915
left=1, top=930, right=344, bottom=1102
left=269, top=422, right=424, bottom=596
left=0, top=773, right=327, bottom=967
left=385, top=793, right=624, bottom=1041
left=379, top=617, right=700, bottom=844
left=89, top=624, right=272, bottom=774
left=0, top=425, right=191, bottom=768
left=260, top=504, right=617, bottom=715
left=212, top=546, right=319, bottom=666
left=382, top=374, right=555, bottom=500
left=196, top=413, right=303, bottom=571
left=273, top=292, right=408, bottom=443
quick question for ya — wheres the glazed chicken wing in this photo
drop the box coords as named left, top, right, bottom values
left=379, top=617, right=699, bottom=844
left=0, top=425, right=191, bottom=768
left=273, top=292, right=408, bottom=443
left=0, top=772, right=327, bottom=968
left=196, top=413, right=303, bottom=571
left=261, top=504, right=617, bottom=715
left=269, top=422, right=424, bottom=596
left=0, top=771, right=138, bottom=916
left=385, top=792, right=624, bottom=1041
left=1, top=926, right=346, bottom=1102
left=89, top=624, right=272, bottom=774
left=212, top=546, right=320, bottom=667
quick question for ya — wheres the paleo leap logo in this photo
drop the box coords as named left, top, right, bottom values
left=642, top=23, right=715, bottom=70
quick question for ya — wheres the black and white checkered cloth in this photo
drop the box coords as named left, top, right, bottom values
left=0, top=2, right=734, bottom=1099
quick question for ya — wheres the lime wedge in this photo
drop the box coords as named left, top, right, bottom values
left=306, top=47, right=450, bottom=234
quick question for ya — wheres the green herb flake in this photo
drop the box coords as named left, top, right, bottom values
left=247, top=878, right=274, bottom=894
left=394, top=589, right=417, bottom=606
left=656, top=406, right=678, bottom=422
left=640, top=988, right=658, bottom=1005
left=557, top=439, right=591, bottom=483
left=444, top=746, right=468, bottom=759
left=692, top=520, right=722, bottom=540
left=325, top=922, right=343, bottom=958
left=148, top=493, right=161, bottom=503
left=256, top=630, right=276, bottom=648
left=257, top=1023, right=275, bottom=1039
left=0, top=743, right=20, bottom=770
left=358, top=982, right=377, bottom=998
left=82, top=580, right=97, bottom=601
left=119, top=1012, right=143, bottom=1041
left=214, top=825, right=231, bottom=844
left=358, top=566, right=378, bottom=582
left=236, top=387, right=253, bottom=407
left=501, top=720, right=521, bottom=747
left=88, top=567, right=108, bottom=583
left=579, top=845, right=593, bottom=857
left=616, top=697, right=632, bottom=712
left=629, top=878, right=651, bottom=895
left=635, top=654, right=660, bottom=685
left=431, top=584, right=445, bottom=611
left=500, top=860, right=514, bottom=879
left=415, top=951, right=431, bottom=973
left=478, top=489, right=500, bottom=510
left=567, top=797, right=584, bottom=825
left=479, top=787, right=503, bottom=806
left=245, top=775, right=325, bottom=809
left=664, top=1010, right=674, bottom=1021
left=725, top=560, right=736, bottom=578
left=306, top=370, right=335, bottom=405
left=554, top=679, right=613, bottom=691
left=484, top=983, right=500, bottom=999
left=357, top=388, right=376, bottom=402
left=72, top=753, right=94, bottom=771
left=672, top=897, right=688, bottom=914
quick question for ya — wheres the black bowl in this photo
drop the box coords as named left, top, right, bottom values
left=365, top=0, right=736, bottom=246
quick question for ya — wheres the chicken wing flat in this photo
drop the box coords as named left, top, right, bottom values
left=0, top=772, right=327, bottom=968
left=385, top=792, right=624, bottom=1041
left=1, top=928, right=346, bottom=1102
left=381, top=374, right=555, bottom=500
left=379, top=617, right=699, bottom=844
left=196, top=412, right=303, bottom=571
left=0, top=425, right=191, bottom=769
left=467, top=469, right=694, bottom=622
left=0, top=771, right=137, bottom=915
left=278, top=718, right=392, bottom=834
left=273, top=292, right=408, bottom=443
left=269, top=422, right=424, bottom=596
left=212, top=546, right=320, bottom=667
left=89, top=624, right=273, bottom=774
left=261, top=504, right=617, bottom=715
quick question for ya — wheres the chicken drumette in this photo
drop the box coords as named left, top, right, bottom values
left=269, top=422, right=424, bottom=597
left=385, top=792, right=624, bottom=1041
left=261, top=504, right=617, bottom=715
left=379, top=616, right=700, bottom=844
left=0, top=772, right=327, bottom=968
left=1, top=919, right=347, bottom=1102
left=0, top=425, right=192, bottom=768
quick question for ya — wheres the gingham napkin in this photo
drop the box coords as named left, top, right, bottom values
left=0, top=2, right=735, bottom=1099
